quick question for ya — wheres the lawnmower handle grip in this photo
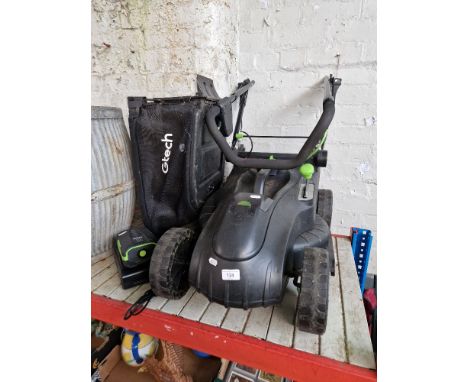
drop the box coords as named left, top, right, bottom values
left=206, top=78, right=337, bottom=170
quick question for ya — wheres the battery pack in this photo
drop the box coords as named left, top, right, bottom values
left=113, top=228, right=156, bottom=289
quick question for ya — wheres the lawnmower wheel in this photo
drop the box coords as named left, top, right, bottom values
left=317, top=189, right=333, bottom=227
left=149, top=227, right=196, bottom=299
left=296, top=247, right=330, bottom=334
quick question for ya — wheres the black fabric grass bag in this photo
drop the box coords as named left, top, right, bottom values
left=128, top=96, right=224, bottom=238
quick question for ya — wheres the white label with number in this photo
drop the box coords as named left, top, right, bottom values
left=222, top=269, right=240, bottom=280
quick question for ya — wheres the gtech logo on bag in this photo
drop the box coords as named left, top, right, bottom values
left=161, top=133, right=173, bottom=174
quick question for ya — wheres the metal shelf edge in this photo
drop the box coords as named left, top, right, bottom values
left=92, top=293, right=376, bottom=382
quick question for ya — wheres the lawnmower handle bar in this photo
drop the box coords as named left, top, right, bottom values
left=206, top=76, right=341, bottom=170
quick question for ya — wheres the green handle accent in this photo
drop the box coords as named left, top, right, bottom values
left=308, top=129, right=329, bottom=159
left=299, top=163, right=315, bottom=180
left=237, top=200, right=252, bottom=207
left=269, top=155, right=275, bottom=160
left=235, top=132, right=246, bottom=139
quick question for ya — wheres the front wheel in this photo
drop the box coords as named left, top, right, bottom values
left=296, top=247, right=330, bottom=334
left=149, top=227, right=196, bottom=299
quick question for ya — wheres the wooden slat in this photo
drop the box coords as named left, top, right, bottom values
left=91, top=255, right=114, bottom=277
left=266, top=282, right=297, bottom=347
left=179, top=292, right=210, bottom=321
left=109, top=283, right=142, bottom=301
left=94, top=272, right=121, bottom=296
left=293, top=329, right=319, bottom=354
left=336, top=237, right=376, bottom=369
left=243, top=306, right=273, bottom=340
left=319, top=237, right=347, bottom=362
left=147, top=296, right=168, bottom=311
left=91, top=262, right=118, bottom=291
left=125, top=284, right=150, bottom=304
left=200, top=302, right=228, bottom=327
left=160, top=287, right=196, bottom=315
left=221, top=308, right=250, bottom=333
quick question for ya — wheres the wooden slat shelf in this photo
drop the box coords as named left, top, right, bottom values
left=91, top=236, right=376, bottom=382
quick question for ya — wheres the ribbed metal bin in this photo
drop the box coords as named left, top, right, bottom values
left=91, top=106, right=135, bottom=257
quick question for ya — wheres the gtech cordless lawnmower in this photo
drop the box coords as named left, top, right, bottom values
left=148, top=75, right=341, bottom=334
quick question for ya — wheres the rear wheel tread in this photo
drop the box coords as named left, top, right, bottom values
left=296, top=247, right=330, bottom=334
left=317, top=189, right=333, bottom=227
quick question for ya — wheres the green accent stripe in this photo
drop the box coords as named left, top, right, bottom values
left=308, top=130, right=328, bottom=159
left=120, top=242, right=156, bottom=262
left=117, top=239, right=123, bottom=259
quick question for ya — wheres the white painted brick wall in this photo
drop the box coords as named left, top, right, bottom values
left=92, top=0, right=239, bottom=123
left=238, top=0, right=377, bottom=273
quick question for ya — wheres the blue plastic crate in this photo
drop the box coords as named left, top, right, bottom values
left=350, top=227, right=373, bottom=293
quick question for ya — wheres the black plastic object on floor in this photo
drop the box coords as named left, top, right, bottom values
left=127, top=77, right=226, bottom=239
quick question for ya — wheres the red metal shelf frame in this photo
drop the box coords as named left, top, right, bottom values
left=92, top=293, right=376, bottom=382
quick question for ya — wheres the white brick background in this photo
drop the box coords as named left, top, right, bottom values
left=92, top=0, right=377, bottom=273
left=92, top=0, right=239, bottom=120
left=238, top=0, right=377, bottom=273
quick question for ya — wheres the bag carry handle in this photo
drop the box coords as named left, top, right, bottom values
left=216, top=79, right=255, bottom=137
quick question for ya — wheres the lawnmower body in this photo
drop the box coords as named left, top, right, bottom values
left=189, top=165, right=330, bottom=309
left=149, top=75, right=341, bottom=334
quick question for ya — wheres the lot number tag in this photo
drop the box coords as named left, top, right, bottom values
left=222, top=269, right=240, bottom=280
